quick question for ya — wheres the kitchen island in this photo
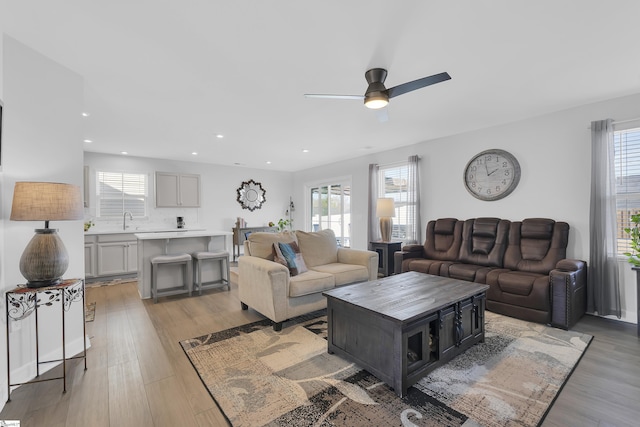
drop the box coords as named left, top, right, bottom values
left=135, top=230, right=232, bottom=299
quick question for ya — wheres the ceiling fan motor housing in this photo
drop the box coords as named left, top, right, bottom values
left=364, top=68, right=389, bottom=107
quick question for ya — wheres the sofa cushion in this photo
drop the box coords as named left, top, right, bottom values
left=458, top=218, right=509, bottom=267
left=296, top=229, right=338, bottom=267
left=503, top=219, right=569, bottom=274
left=246, top=231, right=297, bottom=260
left=423, top=218, right=463, bottom=261
left=273, top=241, right=308, bottom=276
left=288, top=270, right=335, bottom=297
left=310, top=263, right=369, bottom=286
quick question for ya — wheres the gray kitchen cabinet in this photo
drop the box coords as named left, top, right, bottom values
left=95, top=234, right=138, bottom=277
left=155, top=172, right=201, bottom=207
left=84, top=235, right=97, bottom=278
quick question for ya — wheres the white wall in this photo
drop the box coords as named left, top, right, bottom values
left=293, top=92, right=640, bottom=324
left=1, top=35, right=85, bottom=405
left=84, top=152, right=294, bottom=232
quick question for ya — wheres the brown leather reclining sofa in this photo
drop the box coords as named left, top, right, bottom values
left=394, top=217, right=587, bottom=329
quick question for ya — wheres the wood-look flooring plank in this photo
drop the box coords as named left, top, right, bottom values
left=65, top=363, right=110, bottom=427
left=145, top=376, right=200, bottom=427
left=107, top=359, right=154, bottom=427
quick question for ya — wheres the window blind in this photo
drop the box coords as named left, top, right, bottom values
left=97, top=171, right=147, bottom=218
left=615, top=127, right=640, bottom=254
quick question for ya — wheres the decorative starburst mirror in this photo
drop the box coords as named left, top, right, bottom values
left=236, top=179, right=266, bottom=211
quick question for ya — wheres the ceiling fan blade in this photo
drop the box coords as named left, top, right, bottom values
left=304, top=94, right=364, bottom=100
left=387, top=72, right=451, bottom=99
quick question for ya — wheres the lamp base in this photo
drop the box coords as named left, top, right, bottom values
left=19, top=228, right=69, bottom=288
left=380, top=217, right=393, bottom=243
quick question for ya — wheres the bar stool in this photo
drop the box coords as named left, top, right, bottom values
left=151, top=253, right=192, bottom=303
left=192, top=250, right=230, bottom=295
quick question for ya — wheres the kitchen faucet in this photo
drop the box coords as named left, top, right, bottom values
left=123, top=211, right=133, bottom=230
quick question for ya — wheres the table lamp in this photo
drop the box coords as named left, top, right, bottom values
left=377, top=197, right=396, bottom=242
left=10, top=182, right=84, bottom=288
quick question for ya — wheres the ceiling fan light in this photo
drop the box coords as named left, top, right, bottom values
left=364, top=94, right=389, bottom=110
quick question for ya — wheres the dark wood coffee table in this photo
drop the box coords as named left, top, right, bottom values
left=323, top=271, right=489, bottom=397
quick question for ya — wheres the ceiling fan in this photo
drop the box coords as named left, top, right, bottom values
left=304, top=68, right=451, bottom=110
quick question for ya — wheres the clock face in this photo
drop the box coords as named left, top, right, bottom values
left=464, top=149, right=521, bottom=201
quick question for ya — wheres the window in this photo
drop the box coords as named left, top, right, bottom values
left=615, top=127, right=640, bottom=254
left=309, top=182, right=351, bottom=247
left=97, top=171, right=148, bottom=218
left=378, top=162, right=416, bottom=242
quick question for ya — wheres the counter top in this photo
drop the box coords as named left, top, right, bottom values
left=134, top=229, right=232, bottom=240
left=85, top=228, right=205, bottom=236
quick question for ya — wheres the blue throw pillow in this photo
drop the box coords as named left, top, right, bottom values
left=276, top=241, right=308, bottom=276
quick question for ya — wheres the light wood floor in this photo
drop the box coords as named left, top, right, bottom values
left=1, top=280, right=639, bottom=427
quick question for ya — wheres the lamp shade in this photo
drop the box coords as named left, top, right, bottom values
left=10, top=182, right=83, bottom=288
left=376, top=198, right=396, bottom=218
left=10, top=182, right=84, bottom=222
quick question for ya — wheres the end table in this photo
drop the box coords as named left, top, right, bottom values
left=369, top=241, right=402, bottom=277
left=5, top=278, right=87, bottom=402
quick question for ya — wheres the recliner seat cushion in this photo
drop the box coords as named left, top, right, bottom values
left=503, top=219, right=568, bottom=274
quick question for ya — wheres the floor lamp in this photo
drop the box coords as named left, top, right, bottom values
left=10, top=182, right=84, bottom=288
left=377, top=198, right=396, bottom=242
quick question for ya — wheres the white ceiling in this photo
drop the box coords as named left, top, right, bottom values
left=3, top=1, right=640, bottom=172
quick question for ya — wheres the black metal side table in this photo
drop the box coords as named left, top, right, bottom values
left=5, top=278, right=87, bottom=402
left=369, top=241, right=403, bottom=277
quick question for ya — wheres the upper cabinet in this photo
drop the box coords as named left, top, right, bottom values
left=155, top=172, right=201, bottom=207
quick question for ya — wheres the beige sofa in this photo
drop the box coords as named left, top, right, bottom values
left=238, top=229, right=378, bottom=330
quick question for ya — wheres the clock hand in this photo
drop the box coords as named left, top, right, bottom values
left=488, top=168, right=499, bottom=176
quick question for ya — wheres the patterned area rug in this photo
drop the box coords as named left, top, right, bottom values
left=180, top=311, right=592, bottom=427
left=85, top=302, right=96, bottom=322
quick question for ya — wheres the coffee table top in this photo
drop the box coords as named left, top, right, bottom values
left=323, top=271, right=489, bottom=324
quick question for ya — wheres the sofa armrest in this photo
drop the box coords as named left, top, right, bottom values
left=393, top=246, right=425, bottom=274
left=337, top=248, right=379, bottom=281
left=238, top=255, right=290, bottom=322
left=549, top=259, right=587, bottom=329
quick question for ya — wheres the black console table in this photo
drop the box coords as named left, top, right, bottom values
left=5, top=278, right=87, bottom=402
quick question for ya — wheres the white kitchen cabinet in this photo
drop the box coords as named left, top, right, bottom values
left=155, top=172, right=201, bottom=207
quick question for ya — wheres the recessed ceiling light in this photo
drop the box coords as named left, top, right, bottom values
left=81, top=112, right=90, bottom=117
left=216, top=134, right=224, bottom=139
left=266, top=161, right=272, bottom=164
left=121, top=151, right=128, bottom=155
left=192, top=152, right=198, bottom=155
left=83, top=139, right=93, bottom=143
left=302, top=149, right=309, bottom=153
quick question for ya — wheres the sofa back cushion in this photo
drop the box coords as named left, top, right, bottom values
left=503, top=218, right=569, bottom=274
left=296, top=229, right=338, bottom=267
left=458, top=218, right=510, bottom=267
left=423, top=218, right=462, bottom=261
left=246, top=231, right=297, bottom=260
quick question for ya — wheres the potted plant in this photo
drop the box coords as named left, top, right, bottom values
left=268, top=218, right=291, bottom=232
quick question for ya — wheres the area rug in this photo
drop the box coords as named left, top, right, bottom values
left=180, top=311, right=592, bottom=427
left=85, top=278, right=137, bottom=288
left=85, top=302, right=96, bottom=322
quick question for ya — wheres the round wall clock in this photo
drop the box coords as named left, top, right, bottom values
left=463, top=149, right=521, bottom=201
